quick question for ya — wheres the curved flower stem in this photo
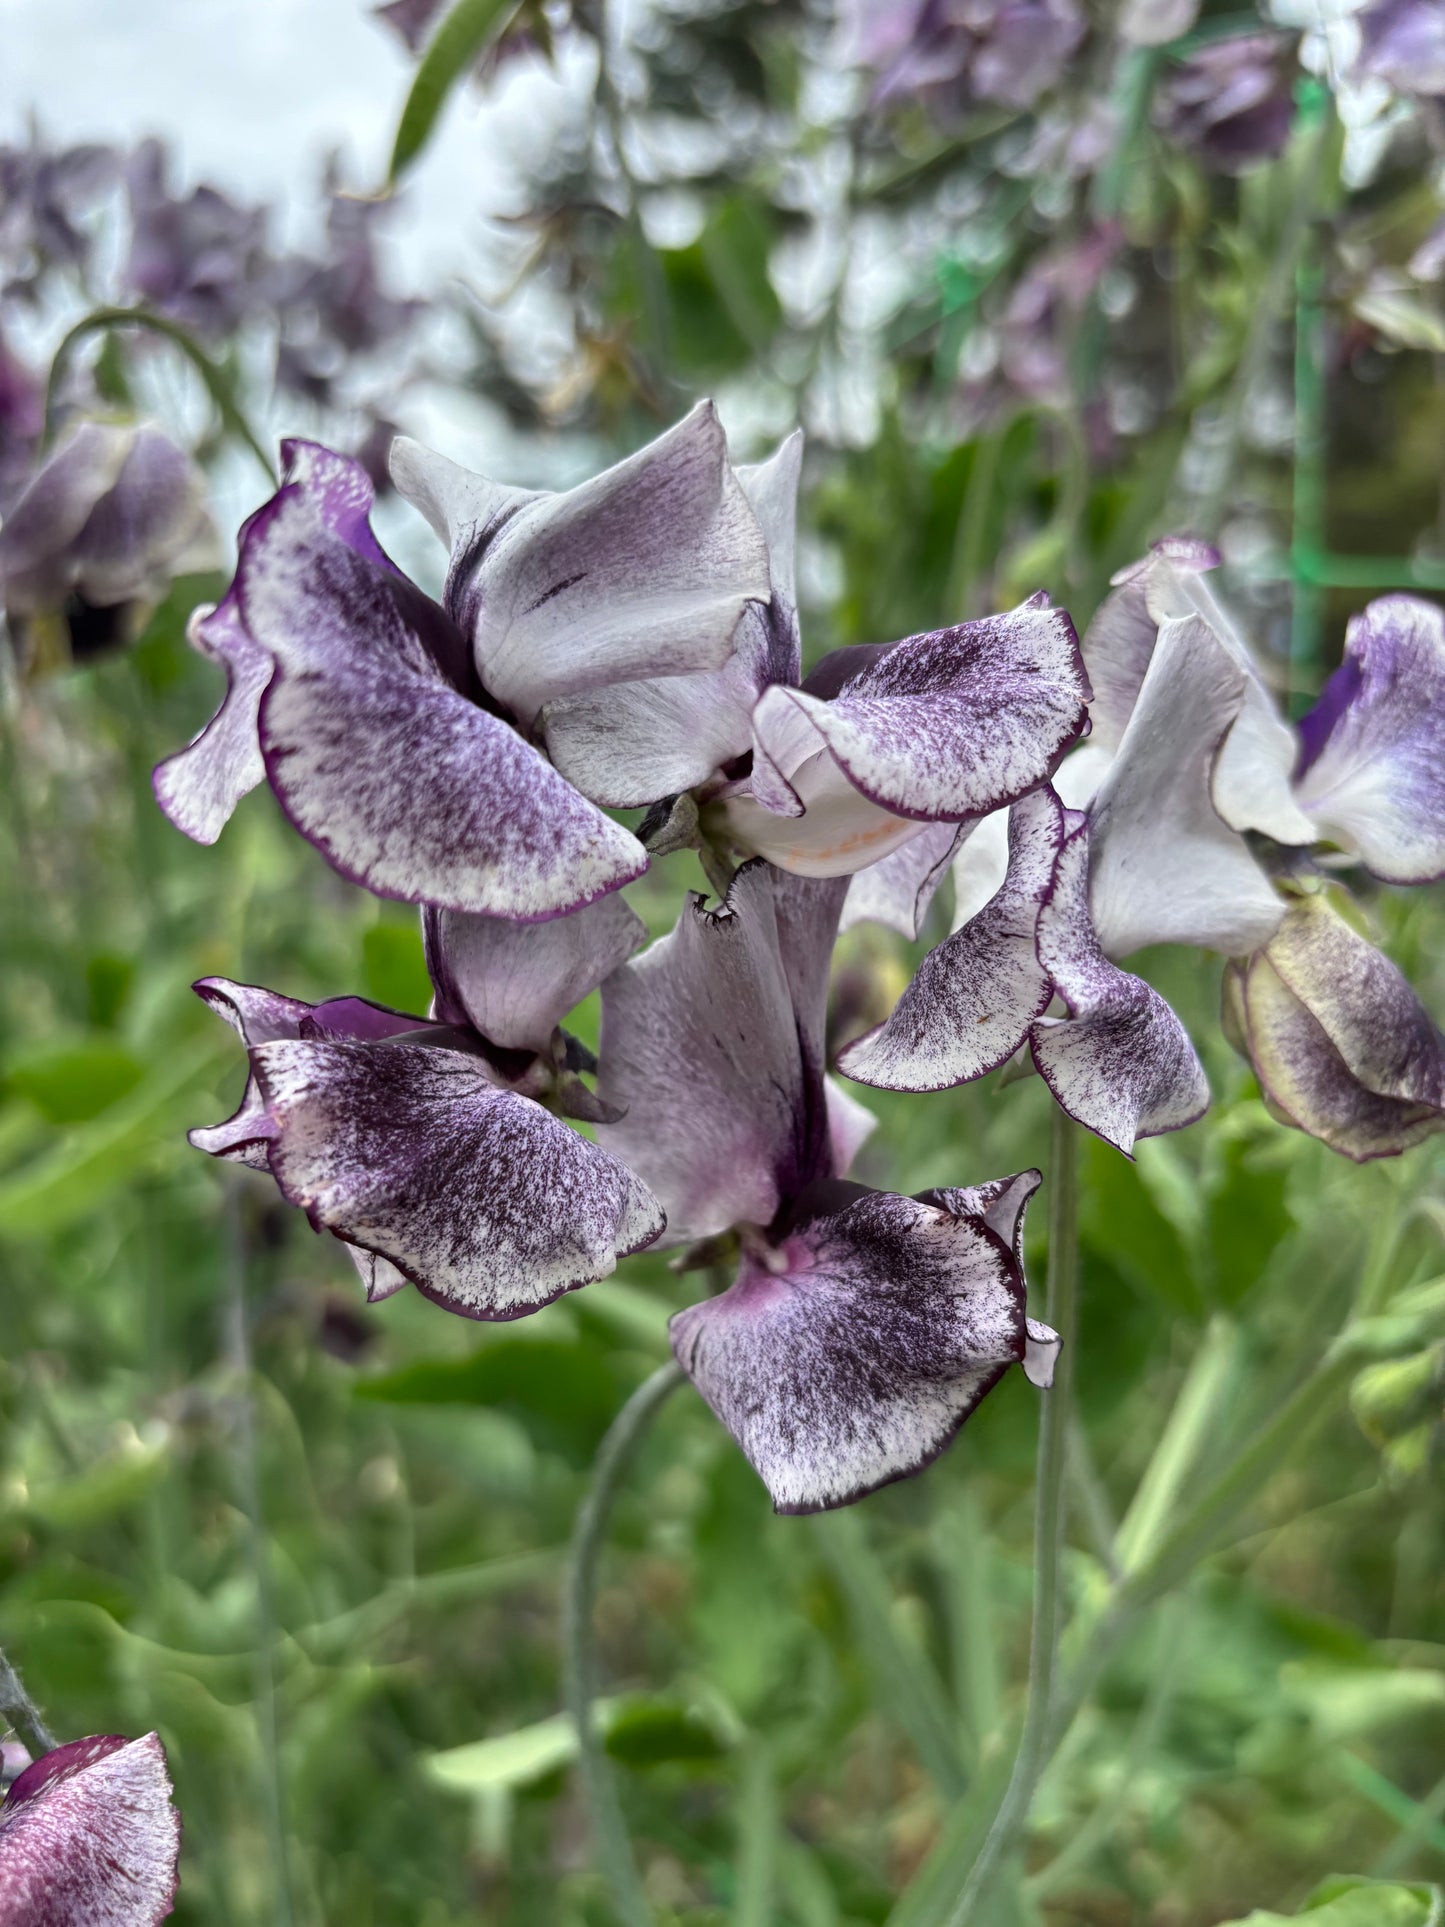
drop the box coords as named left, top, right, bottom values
left=43, top=305, right=277, bottom=484
left=563, top=1360, right=685, bottom=1927
left=0, top=1646, right=57, bottom=1761
left=943, top=1108, right=1081, bottom=1926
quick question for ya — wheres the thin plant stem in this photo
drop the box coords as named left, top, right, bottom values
left=43, top=305, right=277, bottom=483
left=0, top=1647, right=57, bottom=1761
left=1114, top=1316, right=1240, bottom=1575
left=223, top=1184, right=296, bottom=1927
left=563, top=1360, right=685, bottom=1927
left=942, top=1108, right=1081, bottom=1925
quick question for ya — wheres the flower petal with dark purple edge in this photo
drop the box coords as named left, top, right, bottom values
left=152, top=600, right=272, bottom=844
left=737, top=595, right=1088, bottom=845
left=539, top=431, right=803, bottom=809
left=841, top=820, right=964, bottom=938
left=423, top=892, right=648, bottom=1052
left=0, top=1731, right=180, bottom=1926
left=1232, top=951, right=1444, bottom=1163
left=340, top=1240, right=412, bottom=1302
left=915, top=1168, right=1042, bottom=1265
left=243, top=489, right=647, bottom=918
left=251, top=1037, right=664, bottom=1318
left=838, top=787, right=1063, bottom=1093
left=1293, top=595, right=1445, bottom=885
left=1085, top=614, right=1285, bottom=957
left=669, top=1190, right=1030, bottom=1514
left=402, top=401, right=771, bottom=734
left=1256, top=893, right=1445, bottom=1110
left=596, top=863, right=845, bottom=1243
left=1030, top=822, right=1210, bottom=1155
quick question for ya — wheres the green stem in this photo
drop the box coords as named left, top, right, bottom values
left=44, top=306, right=277, bottom=484
left=942, top=1109, right=1081, bottom=1925
left=0, top=1647, right=57, bottom=1761
left=1114, top=1316, right=1240, bottom=1575
left=563, top=1361, right=684, bottom=1927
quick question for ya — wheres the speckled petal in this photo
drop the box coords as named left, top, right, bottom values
left=1233, top=944, right=1445, bottom=1162
left=669, top=1190, right=1030, bottom=1513
left=1030, top=821, right=1210, bottom=1154
left=423, top=892, right=647, bottom=1052
left=840, top=820, right=964, bottom=938
left=1086, top=614, right=1284, bottom=957
left=597, top=864, right=845, bottom=1242
left=251, top=1038, right=664, bottom=1318
left=0, top=1732, right=180, bottom=1926
left=1294, top=595, right=1445, bottom=884
left=418, top=401, right=771, bottom=732
left=152, top=600, right=272, bottom=843
left=244, top=488, right=646, bottom=917
left=744, top=595, right=1087, bottom=831
left=838, top=788, right=1062, bottom=1092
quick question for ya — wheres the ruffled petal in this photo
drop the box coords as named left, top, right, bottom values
left=0, top=1732, right=180, bottom=1927
left=1293, top=595, right=1445, bottom=885
left=596, top=863, right=845, bottom=1242
left=1030, top=821, right=1210, bottom=1154
left=840, top=820, right=963, bottom=937
left=1086, top=614, right=1284, bottom=956
left=152, top=601, right=272, bottom=843
left=837, top=788, right=1062, bottom=1092
left=1083, top=537, right=1220, bottom=751
left=414, top=401, right=771, bottom=732
left=243, top=487, right=646, bottom=917
left=251, top=1037, right=664, bottom=1317
left=423, top=892, right=647, bottom=1052
left=669, top=1189, right=1032, bottom=1513
left=736, top=597, right=1087, bottom=855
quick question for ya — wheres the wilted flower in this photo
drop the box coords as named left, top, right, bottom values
left=594, top=860, right=1058, bottom=1512
left=1223, top=889, right=1445, bottom=1160
left=1155, top=34, right=1297, bottom=172
left=189, top=893, right=664, bottom=1315
left=156, top=411, right=768, bottom=917
left=0, top=1731, right=180, bottom=1924
left=0, top=421, right=214, bottom=666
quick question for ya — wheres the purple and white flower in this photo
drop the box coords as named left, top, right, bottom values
left=844, top=0, right=1088, bottom=114
left=0, top=422, right=215, bottom=665
left=1154, top=34, right=1297, bottom=173
left=188, top=895, right=664, bottom=1318
left=1224, top=889, right=1445, bottom=1162
left=157, top=408, right=769, bottom=917
left=595, top=860, right=1057, bottom=1513
left=0, top=1732, right=181, bottom=1925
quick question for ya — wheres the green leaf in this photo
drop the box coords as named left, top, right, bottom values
left=360, top=921, right=432, bottom=1017
left=425, top=1712, right=582, bottom=1795
left=388, top=0, right=517, bottom=181
left=5, top=1037, right=145, bottom=1124
left=603, top=1695, right=731, bottom=1766
left=1218, top=1875, right=1440, bottom=1924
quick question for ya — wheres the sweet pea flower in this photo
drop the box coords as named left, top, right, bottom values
left=1154, top=34, right=1296, bottom=173
left=594, top=860, right=1058, bottom=1513
left=0, top=1732, right=181, bottom=1925
left=1355, top=0, right=1445, bottom=100
left=0, top=421, right=214, bottom=665
left=188, top=894, right=664, bottom=1317
left=1224, top=888, right=1445, bottom=1161
left=156, top=409, right=769, bottom=919
left=403, top=425, right=1091, bottom=888
left=845, top=0, right=1087, bottom=113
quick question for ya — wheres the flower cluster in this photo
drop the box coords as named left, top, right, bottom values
left=158, top=409, right=1443, bottom=1515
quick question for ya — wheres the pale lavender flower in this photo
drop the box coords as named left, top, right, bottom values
left=125, top=139, right=269, bottom=337
left=1155, top=34, right=1296, bottom=172
left=0, top=1732, right=181, bottom=1925
left=1356, top=0, right=1445, bottom=100
left=853, top=0, right=1088, bottom=113
left=0, top=422, right=214, bottom=662
left=595, top=860, right=1057, bottom=1513
left=0, top=134, right=117, bottom=297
